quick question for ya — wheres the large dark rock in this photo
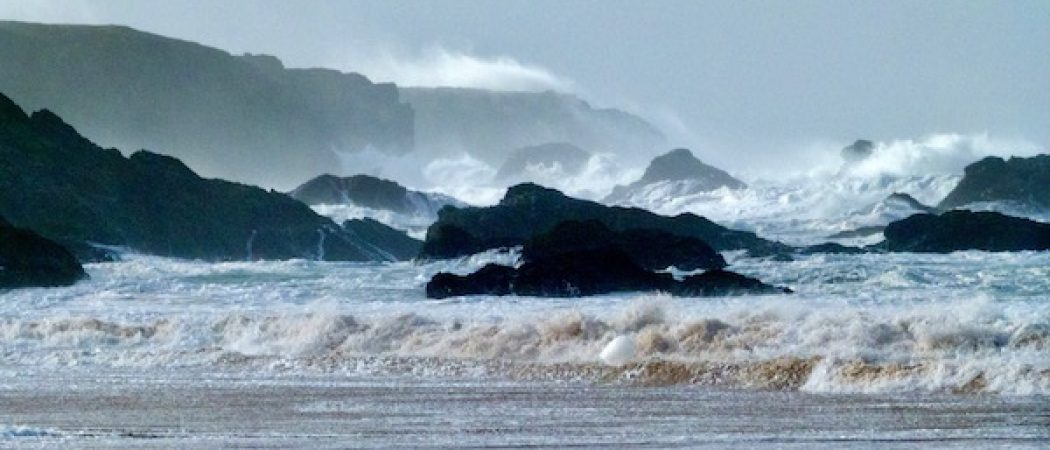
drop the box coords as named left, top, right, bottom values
left=0, top=21, right=412, bottom=189
left=522, top=220, right=726, bottom=271
left=425, top=247, right=785, bottom=299
left=496, top=142, right=591, bottom=181
left=605, top=148, right=745, bottom=203
left=880, top=210, right=1050, bottom=253
left=676, top=269, right=791, bottom=296
left=290, top=174, right=463, bottom=217
left=938, top=155, right=1050, bottom=210
left=342, top=218, right=422, bottom=261
left=426, top=264, right=516, bottom=298
left=421, top=183, right=788, bottom=259
left=0, top=93, right=413, bottom=262
left=0, top=216, right=86, bottom=288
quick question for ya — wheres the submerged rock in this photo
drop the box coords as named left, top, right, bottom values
left=880, top=210, right=1050, bottom=253
left=604, top=148, right=746, bottom=203
left=938, top=155, right=1050, bottom=210
left=421, top=183, right=788, bottom=259
left=0, top=216, right=86, bottom=288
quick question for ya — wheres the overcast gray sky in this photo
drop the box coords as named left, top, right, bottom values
left=3, top=0, right=1048, bottom=173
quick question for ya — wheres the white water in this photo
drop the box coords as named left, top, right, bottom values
left=2, top=249, right=1047, bottom=395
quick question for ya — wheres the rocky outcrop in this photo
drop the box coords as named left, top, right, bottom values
left=880, top=210, right=1050, bottom=253
left=0, top=216, right=86, bottom=288
left=0, top=21, right=413, bottom=189
left=841, top=139, right=874, bottom=164
left=290, top=174, right=463, bottom=217
left=342, top=218, right=422, bottom=261
left=522, top=220, right=726, bottom=271
left=0, top=93, right=414, bottom=262
left=426, top=247, right=786, bottom=299
left=420, top=183, right=789, bottom=259
left=496, top=142, right=591, bottom=182
left=938, top=155, right=1050, bottom=210
left=604, top=148, right=745, bottom=203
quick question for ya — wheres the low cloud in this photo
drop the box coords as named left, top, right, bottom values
left=342, top=46, right=572, bottom=92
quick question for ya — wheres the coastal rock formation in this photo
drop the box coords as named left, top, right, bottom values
left=938, top=155, right=1050, bottom=210
left=880, top=210, right=1050, bottom=253
left=0, top=93, right=413, bottom=262
left=290, top=174, right=463, bottom=217
left=840, top=139, right=875, bottom=164
left=0, top=216, right=86, bottom=288
left=0, top=21, right=413, bottom=189
left=426, top=248, right=785, bottom=299
left=605, top=148, right=745, bottom=203
left=420, top=183, right=789, bottom=259
left=342, top=218, right=422, bottom=261
left=522, top=220, right=726, bottom=271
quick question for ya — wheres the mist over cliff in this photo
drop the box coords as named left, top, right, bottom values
left=0, top=21, right=665, bottom=191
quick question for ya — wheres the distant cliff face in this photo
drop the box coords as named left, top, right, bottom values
left=400, top=87, right=666, bottom=165
left=0, top=21, right=413, bottom=190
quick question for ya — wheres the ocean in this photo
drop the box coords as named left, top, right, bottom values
left=2, top=162, right=1049, bottom=447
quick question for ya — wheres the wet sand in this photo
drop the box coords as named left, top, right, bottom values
left=1, top=369, right=1047, bottom=448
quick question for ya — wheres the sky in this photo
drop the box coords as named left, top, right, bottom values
left=2, top=0, right=1048, bottom=174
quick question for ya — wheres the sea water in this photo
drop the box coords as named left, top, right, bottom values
left=1, top=248, right=1047, bottom=447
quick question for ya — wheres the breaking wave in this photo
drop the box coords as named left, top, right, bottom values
left=2, top=294, right=1047, bottom=395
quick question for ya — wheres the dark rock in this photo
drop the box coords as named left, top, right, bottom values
left=426, top=263, right=516, bottom=299
left=0, top=216, right=86, bottom=288
left=522, top=220, right=726, bottom=271
left=605, top=148, right=745, bottom=202
left=798, top=242, right=869, bottom=255
left=938, top=155, right=1050, bottom=210
left=426, top=239, right=786, bottom=299
left=674, top=269, right=792, bottom=296
left=841, top=139, right=874, bottom=164
left=421, top=183, right=788, bottom=259
left=342, top=218, right=422, bottom=261
left=0, top=93, right=413, bottom=262
left=880, top=210, right=1050, bottom=253
left=513, top=248, right=675, bottom=297
left=827, top=225, right=886, bottom=239
left=289, top=174, right=463, bottom=218
left=496, top=142, right=591, bottom=181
